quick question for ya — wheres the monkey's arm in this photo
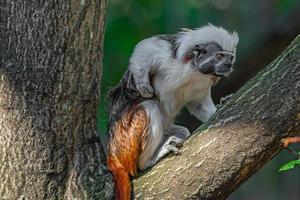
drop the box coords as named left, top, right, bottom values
left=129, top=37, right=172, bottom=97
left=186, top=90, right=217, bottom=122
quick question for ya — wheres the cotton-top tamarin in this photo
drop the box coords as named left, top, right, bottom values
left=106, top=24, right=239, bottom=200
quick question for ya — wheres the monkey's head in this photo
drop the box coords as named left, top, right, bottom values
left=176, top=24, right=239, bottom=77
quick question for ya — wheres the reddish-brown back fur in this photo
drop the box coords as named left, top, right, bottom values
left=107, top=105, right=149, bottom=200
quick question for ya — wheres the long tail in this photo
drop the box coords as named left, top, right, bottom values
left=113, top=168, right=131, bottom=200
left=107, top=105, right=149, bottom=199
left=107, top=156, right=131, bottom=200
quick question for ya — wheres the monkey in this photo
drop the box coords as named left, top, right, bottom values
left=106, top=24, right=239, bottom=200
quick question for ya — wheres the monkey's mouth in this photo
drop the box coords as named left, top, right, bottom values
left=214, top=67, right=232, bottom=77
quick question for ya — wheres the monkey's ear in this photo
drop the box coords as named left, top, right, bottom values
left=183, top=45, right=205, bottom=63
left=183, top=51, right=195, bottom=63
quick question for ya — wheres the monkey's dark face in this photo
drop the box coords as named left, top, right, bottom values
left=187, top=42, right=235, bottom=77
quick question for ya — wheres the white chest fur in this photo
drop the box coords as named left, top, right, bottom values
left=153, top=60, right=213, bottom=119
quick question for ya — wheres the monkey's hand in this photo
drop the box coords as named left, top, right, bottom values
left=135, top=80, right=155, bottom=98
left=217, top=93, right=234, bottom=109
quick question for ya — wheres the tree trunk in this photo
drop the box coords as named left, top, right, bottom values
left=134, top=35, right=300, bottom=199
left=0, top=1, right=113, bottom=199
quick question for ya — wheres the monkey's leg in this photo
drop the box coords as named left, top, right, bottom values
left=167, top=125, right=191, bottom=139
left=137, top=100, right=164, bottom=170
left=145, top=126, right=190, bottom=168
left=138, top=103, right=191, bottom=170
left=144, top=135, right=183, bottom=168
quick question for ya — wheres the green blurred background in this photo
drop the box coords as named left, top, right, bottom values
left=98, top=0, right=300, bottom=199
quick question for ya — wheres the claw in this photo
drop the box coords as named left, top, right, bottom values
left=166, top=144, right=180, bottom=154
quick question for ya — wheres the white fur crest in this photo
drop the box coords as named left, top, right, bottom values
left=176, top=24, right=239, bottom=61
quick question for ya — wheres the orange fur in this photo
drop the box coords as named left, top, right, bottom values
left=107, top=105, right=149, bottom=200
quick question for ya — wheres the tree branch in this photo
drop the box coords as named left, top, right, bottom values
left=133, top=35, right=300, bottom=200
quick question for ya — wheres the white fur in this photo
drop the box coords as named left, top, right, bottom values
left=152, top=59, right=214, bottom=118
left=176, top=24, right=239, bottom=61
left=129, top=37, right=171, bottom=75
left=138, top=100, right=166, bottom=170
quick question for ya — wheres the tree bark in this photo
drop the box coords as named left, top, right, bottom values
left=0, top=1, right=113, bottom=199
left=134, top=35, right=300, bottom=199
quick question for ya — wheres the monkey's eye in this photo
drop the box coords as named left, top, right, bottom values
left=192, top=50, right=200, bottom=56
left=216, top=53, right=224, bottom=60
left=193, top=48, right=206, bottom=57
left=229, top=55, right=234, bottom=61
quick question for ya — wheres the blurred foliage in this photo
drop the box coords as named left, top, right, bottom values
left=98, top=1, right=300, bottom=199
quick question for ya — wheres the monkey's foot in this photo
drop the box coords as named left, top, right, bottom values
left=146, top=136, right=184, bottom=168
left=158, top=136, right=184, bottom=155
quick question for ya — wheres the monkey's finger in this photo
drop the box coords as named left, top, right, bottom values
left=137, top=85, right=154, bottom=98
left=166, top=145, right=180, bottom=155
left=166, top=136, right=185, bottom=148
